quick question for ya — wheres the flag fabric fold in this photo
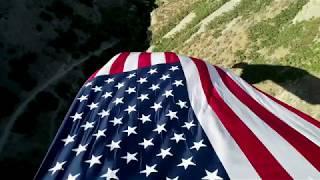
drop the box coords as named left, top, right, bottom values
left=35, top=52, right=320, bottom=180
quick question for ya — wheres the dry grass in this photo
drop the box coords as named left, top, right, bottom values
left=150, top=0, right=202, bottom=40
left=150, top=0, right=320, bottom=119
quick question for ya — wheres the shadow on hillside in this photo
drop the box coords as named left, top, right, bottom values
left=233, top=63, right=320, bottom=105
left=0, top=0, right=156, bottom=179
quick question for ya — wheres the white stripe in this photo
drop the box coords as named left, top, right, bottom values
left=93, top=52, right=168, bottom=78
left=151, top=52, right=166, bottom=65
left=95, top=53, right=121, bottom=77
left=178, top=55, right=260, bottom=179
left=223, top=68, right=320, bottom=147
left=207, top=64, right=320, bottom=179
left=123, top=52, right=140, bottom=72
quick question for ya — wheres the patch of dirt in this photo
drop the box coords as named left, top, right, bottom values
left=197, top=0, right=241, bottom=33
left=222, top=16, right=242, bottom=33
left=179, top=16, right=250, bottom=67
left=270, top=46, right=290, bottom=59
left=185, top=0, right=241, bottom=44
left=150, top=0, right=201, bottom=35
left=163, top=12, right=196, bottom=38
left=293, top=0, right=320, bottom=23
left=254, top=0, right=293, bottom=22
left=258, top=46, right=290, bottom=60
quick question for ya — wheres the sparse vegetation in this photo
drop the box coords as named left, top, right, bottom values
left=207, top=0, right=273, bottom=34
left=152, top=0, right=204, bottom=42
left=248, top=0, right=320, bottom=72
left=153, top=0, right=229, bottom=51
left=150, top=0, right=320, bottom=119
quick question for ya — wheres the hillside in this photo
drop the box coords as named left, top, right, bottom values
left=149, top=0, right=320, bottom=119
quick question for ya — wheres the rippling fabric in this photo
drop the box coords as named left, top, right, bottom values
left=35, top=52, right=320, bottom=180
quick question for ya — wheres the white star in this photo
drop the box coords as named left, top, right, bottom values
left=191, top=139, right=207, bottom=151
left=182, top=120, right=196, bottom=130
left=137, top=77, right=148, bottom=84
left=124, top=105, right=136, bottom=114
left=166, top=110, right=178, bottom=120
left=92, top=86, right=102, bottom=92
left=151, top=102, right=162, bottom=111
left=72, top=143, right=88, bottom=156
left=153, top=123, right=167, bottom=134
left=126, top=73, right=136, bottom=79
left=148, top=68, right=158, bottom=74
left=115, top=82, right=125, bottom=89
left=48, top=161, right=66, bottom=175
left=123, top=126, right=137, bottom=136
left=85, top=155, right=102, bottom=168
left=93, top=129, right=107, bottom=139
left=121, top=152, right=138, bottom=164
left=140, top=164, right=157, bottom=177
left=77, top=95, right=88, bottom=102
left=169, top=66, right=179, bottom=72
left=87, top=102, right=99, bottom=110
left=106, top=140, right=121, bottom=151
left=166, top=177, right=179, bottom=180
left=149, top=84, right=160, bottom=91
left=67, top=173, right=80, bottom=180
left=139, top=138, right=154, bottom=149
left=70, top=112, right=83, bottom=122
left=160, top=74, right=170, bottom=80
left=105, top=78, right=114, bottom=84
left=139, top=114, right=151, bottom=124
left=137, top=94, right=149, bottom=102
left=98, top=109, right=110, bottom=118
left=61, top=134, right=76, bottom=146
left=202, top=169, right=222, bottom=180
left=173, top=80, right=184, bottom=87
left=84, top=82, right=92, bottom=87
left=101, top=168, right=119, bottom=180
left=110, top=117, right=123, bottom=126
left=162, top=90, right=174, bottom=98
left=156, top=147, right=173, bottom=159
left=170, top=133, right=185, bottom=143
left=112, top=97, right=124, bottom=105
left=176, top=100, right=188, bottom=109
left=177, top=157, right=196, bottom=170
left=81, top=121, right=95, bottom=131
left=102, top=91, right=112, bottom=99
left=125, top=87, right=136, bottom=94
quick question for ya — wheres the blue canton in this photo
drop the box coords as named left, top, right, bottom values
left=35, top=63, right=230, bottom=180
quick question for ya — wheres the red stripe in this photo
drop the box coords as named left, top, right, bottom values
left=165, top=52, right=179, bottom=63
left=216, top=66, right=320, bottom=171
left=109, top=52, right=130, bottom=74
left=138, top=52, right=151, bottom=68
left=191, top=58, right=292, bottom=179
left=255, top=87, right=320, bottom=128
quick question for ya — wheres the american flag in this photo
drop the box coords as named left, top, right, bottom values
left=35, top=52, right=320, bottom=179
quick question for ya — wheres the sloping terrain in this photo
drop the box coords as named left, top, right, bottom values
left=150, top=0, right=320, bottom=119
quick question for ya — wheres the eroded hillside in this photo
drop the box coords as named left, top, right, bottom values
left=149, top=0, right=320, bottom=119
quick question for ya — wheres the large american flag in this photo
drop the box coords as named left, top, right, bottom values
left=35, top=52, right=320, bottom=179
